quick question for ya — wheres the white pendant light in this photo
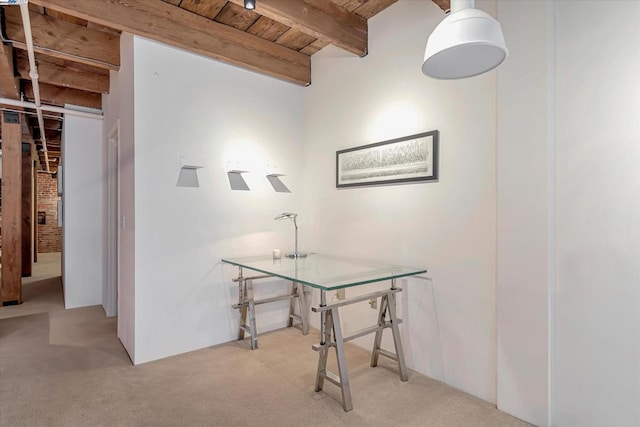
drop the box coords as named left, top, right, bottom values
left=422, top=0, right=508, bottom=80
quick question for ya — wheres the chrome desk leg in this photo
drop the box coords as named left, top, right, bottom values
left=314, top=291, right=353, bottom=412
left=370, top=295, right=389, bottom=368
left=370, top=279, right=408, bottom=381
left=236, top=267, right=258, bottom=349
left=315, top=290, right=328, bottom=391
left=388, top=280, right=408, bottom=381
left=298, top=283, right=310, bottom=335
left=287, top=282, right=296, bottom=328
left=247, top=279, right=258, bottom=350
left=287, top=282, right=309, bottom=335
left=331, top=306, right=353, bottom=411
left=238, top=268, right=247, bottom=341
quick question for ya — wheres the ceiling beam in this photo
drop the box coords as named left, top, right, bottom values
left=431, top=0, right=450, bottom=13
left=350, top=0, right=399, bottom=18
left=41, top=118, right=63, bottom=130
left=15, top=54, right=110, bottom=94
left=32, top=128, right=61, bottom=141
left=4, top=6, right=120, bottom=71
left=29, top=117, right=62, bottom=131
left=30, top=0, right=311, bottom=86
left=23, top=82, right=102, bottom=109
left=228, top=0, right=367, bottom=57
left=0, top=43, right=20, bottom=99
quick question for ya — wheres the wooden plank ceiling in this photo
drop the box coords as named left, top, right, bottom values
left=0, top=0, right=450, bottom=173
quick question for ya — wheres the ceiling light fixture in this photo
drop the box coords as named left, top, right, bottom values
left=422, top=0, right=508, bottom=80
left=244, top=0, right=255, bottom=10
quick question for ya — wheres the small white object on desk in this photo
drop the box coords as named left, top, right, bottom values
left=273, top=249, right=281, bottom=259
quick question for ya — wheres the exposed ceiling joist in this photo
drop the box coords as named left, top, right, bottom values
left=40, top=118, right=63, bottom=130
left=23, top=82, right=102, bottom=109
left=334, top=0, right=399, bottom=18
left=15, top=54, right=109, bottom=94
left=4, top=6, right=120, bottom=71
left=431, top=0, right=451, bottom=13
left=34, top=129, right=61, bottom=140
left=227, top=0, right=367, bottom=57
left=30, top=0, right=312, bottom=86
left=178, top=0, right=227, bottom=19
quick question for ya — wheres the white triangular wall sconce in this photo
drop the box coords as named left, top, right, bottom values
left=227, top=160, right=250, bottom=191
left=265, top=163, right=290, bottom=193
left=266, top=173, right=291, bottom=193
left=178, top=154, right=203, bottom=188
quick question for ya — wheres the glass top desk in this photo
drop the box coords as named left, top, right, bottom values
left=222, top=253, right=426, bottom=412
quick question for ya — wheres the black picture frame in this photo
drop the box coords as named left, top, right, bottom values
left=336, top=130, right=439, bottom=188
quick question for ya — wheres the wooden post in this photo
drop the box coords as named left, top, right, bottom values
left=1, top=111, right=23, bottom=305
left=22, top=143, right=33, bottom=277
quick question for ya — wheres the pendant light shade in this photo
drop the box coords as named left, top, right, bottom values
left=422, top=4, right=507, bottom=80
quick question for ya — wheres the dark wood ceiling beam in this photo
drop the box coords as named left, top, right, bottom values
left=431, top=0, right=451, bottom=13
left=4, top=6, right=120, bottom=71
left=31, top=128, right=61, bottom=141
left=23, top=82, right=101, bottom=109
left=180, top=0, right=227, bottom=19
left=42, top=118, right=62, bottom=130
left=15, top=54, right=109, bottom=94
left=30, top=0, right=311, bottom=86
left=28, top=117, right=62, bottom=131
left=229, top=0, right=367, bottom=57
left=43, top=8, right=88, bottom=26
left=0, top=44, right=20, bottom=99
left=350, top=0, right=398, bottom=18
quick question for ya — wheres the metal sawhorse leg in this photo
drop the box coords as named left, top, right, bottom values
left=312, top=279, right=407, bottom=411
left=233, top=267, right=309, bottom=350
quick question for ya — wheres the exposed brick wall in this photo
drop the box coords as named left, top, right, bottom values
left=37, top=173, right=61, bottom=253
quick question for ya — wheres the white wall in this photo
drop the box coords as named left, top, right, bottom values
left=131, top=36, right=305, bottom=364
left=302, top=0, right=498, bottom=403
left=496, top=1, right=551, bottom=425
left=497, top=1, right=640, bottom=426
left=62, top=112, right=104, bottom=308
left=553, top=1, right=640, bottom=425
left=102, top=32, right=136, bottom=360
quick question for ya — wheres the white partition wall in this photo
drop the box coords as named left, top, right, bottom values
left=553, top=1, right=640, bottom=425
left=497, top=1, right=640, bottom=425
left=129, top=36, right=305, bottom=364
left=62, top=112, right=104, bottom=309
left=496, top=2, right=551, bottom=425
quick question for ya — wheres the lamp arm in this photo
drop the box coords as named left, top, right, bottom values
left=292, top=217, right=299, bottom=255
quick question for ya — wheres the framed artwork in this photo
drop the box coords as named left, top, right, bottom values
left=336, top=130, right=439, bottom=188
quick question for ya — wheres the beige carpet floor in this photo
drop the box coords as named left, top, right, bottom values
left=0, top=254, right=530, bottom=427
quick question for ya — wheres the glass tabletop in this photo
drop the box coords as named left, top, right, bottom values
left=221, top=253, right=427, bottom=291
